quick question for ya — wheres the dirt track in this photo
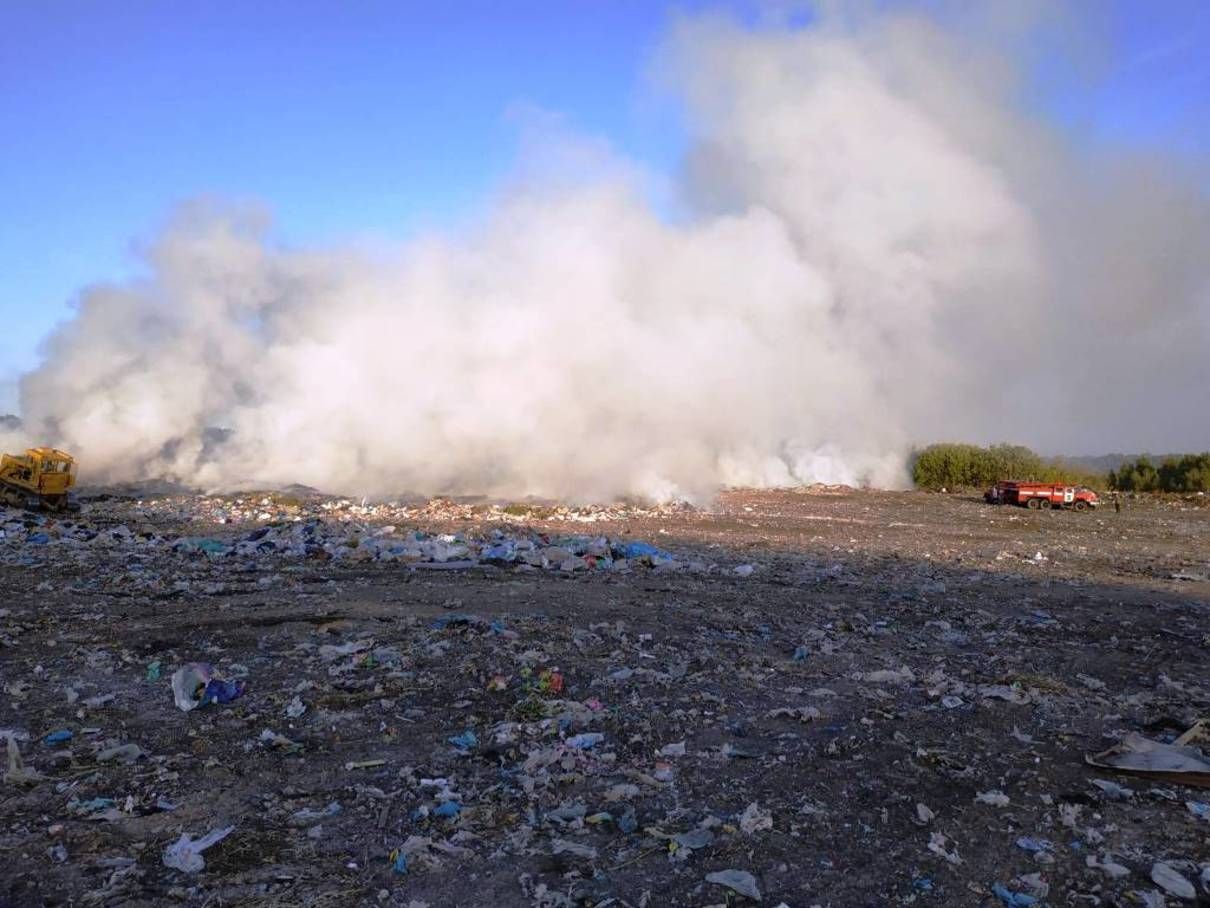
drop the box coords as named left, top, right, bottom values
left=2, top=488, right=1208, bottom=906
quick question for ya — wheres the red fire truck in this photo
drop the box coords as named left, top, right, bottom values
left=984, top=481, right=1099, bottom=511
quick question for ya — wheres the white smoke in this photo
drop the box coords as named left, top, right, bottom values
left=6, top=9, right=1208, bottom=499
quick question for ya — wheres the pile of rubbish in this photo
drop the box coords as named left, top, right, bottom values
left=0, top=502, right=742, bottom=577
left=118, top=491, right=697, bottom=526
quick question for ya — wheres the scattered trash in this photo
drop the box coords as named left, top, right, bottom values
left=705, top=868, right=762, bottom=901
left=1091, top=778, right=1135, bottom=800
left=171, top=663, right=245, bottom=712
left=1150, top=862, right=1196, bottom=900
left=928, top=832, right=962, bottom=865
left=975, top=790, right=1010, bottom=807
left=1014, top=836, right=1053, bottom=853
left=2, top=485, right=1207, bottom=903
left=673, top=828, right=714, bottom=850
left=162, top=826, right=235, bottom=873
left=565, top=732, right=604, bottom=750
left=551, top=839, right=597, bottom=860
left=1087, top=730, right=1210, bottom=788
left=739, top=802, right=773, bottom=835
left=448, top=730, right=478, bottom=751
left=43, top=729, right=72, bottom=745
left=861, top=667, right=915, bottom=685
left=288, top=802, right=342, bottom=827
left=96, top=743, right=144, bottom=764
left=1087, top=853, right=1131, bottom=879
left=991, top=882, right=1039, bottom=907
left=345, top=759, right=386, bottom=771
left=258, top=729, right=301, bottom=751
left=4, top=734, right=41, bottom=785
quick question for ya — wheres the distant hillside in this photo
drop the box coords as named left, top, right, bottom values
left=0, top=414, right=20, bottom=430
left=1060, top=453, right=1187, bottom=474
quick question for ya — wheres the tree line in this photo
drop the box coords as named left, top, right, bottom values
left=910, top=444, right=1103, bottom=491
left=1107, top=453, right=1210, bottom=492
left=911, top=444, right=1210, bottom=492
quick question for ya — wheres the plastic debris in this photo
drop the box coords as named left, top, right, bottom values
left=1087, top=853, right=1131, bottom=879
left=43, top=729, right=72, bottom=745
left=345, top=759, right=386, bottom=770
left=288, top=802, right=342, bottom=827
left=1014, top=836, right=1053, bottom=853
left=992, top=882, right=1039, bottom=907
left=705, top=868, right=762, bottom=901
left=1150, top=862, right=1196, bottom=899
left=1087, top=733, right=1210, bottom=788
left=928, top=832, right=962, bottom=865
left=673, top=828, right=714, bottom=850
left=162, top=825, right=235, bottom=873
left=565, top=732, right=604, bottom=750
left=975, top=790, right=1010, bottom=807
left=739, top=802, right=773, bottom=835
left=448, top=730, right=478, bottom=751
left=258, top=729, right=301, bottom=751
left=551, top=839, right=597, bottom=860
left=1091, top=778, right=1135, bottom=800
left=172, top=663, right=246, bottom=711
left=4, top=734, right=41, bottom=785
left=96, top=743, right=144, bottom=764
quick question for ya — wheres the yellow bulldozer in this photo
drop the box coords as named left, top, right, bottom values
left=0, top=447, right=77, bottom=511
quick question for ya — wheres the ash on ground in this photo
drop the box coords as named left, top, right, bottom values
left=1, top=488, right=1208, bottom=906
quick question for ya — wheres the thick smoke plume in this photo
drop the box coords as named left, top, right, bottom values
left=6, top=10, right=1208, bottom=500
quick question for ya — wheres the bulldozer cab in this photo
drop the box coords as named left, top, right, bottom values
left=1, top=447, right=77, bottom=509
left=29, top=448, right=77, bottom=493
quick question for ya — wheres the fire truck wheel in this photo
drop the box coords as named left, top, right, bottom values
left=1038, top=498, right=1051, bottom=509
left=1074, top=500, right=1087, bottom=511
left=1026, top=498, right=1040, bottom=509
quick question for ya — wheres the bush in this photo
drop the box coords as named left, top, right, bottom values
left=910, top=443, right=1102, bottom=491
left=1110, top=453, right=1210, bottom=492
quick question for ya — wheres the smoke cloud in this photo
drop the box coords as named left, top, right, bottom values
left=6, top=9, right=1208, bottom=500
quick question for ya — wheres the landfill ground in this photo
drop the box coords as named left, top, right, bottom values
left=2, top=487, right=1208, bottom=908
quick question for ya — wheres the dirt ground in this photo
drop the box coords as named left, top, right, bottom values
left=2, top=487, right=1208, bottom=907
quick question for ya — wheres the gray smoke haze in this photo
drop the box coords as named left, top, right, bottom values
left=4, top=9, right=1208, bottom=499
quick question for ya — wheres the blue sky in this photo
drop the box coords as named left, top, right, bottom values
left=1, top=1, right=1207, bottom=413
